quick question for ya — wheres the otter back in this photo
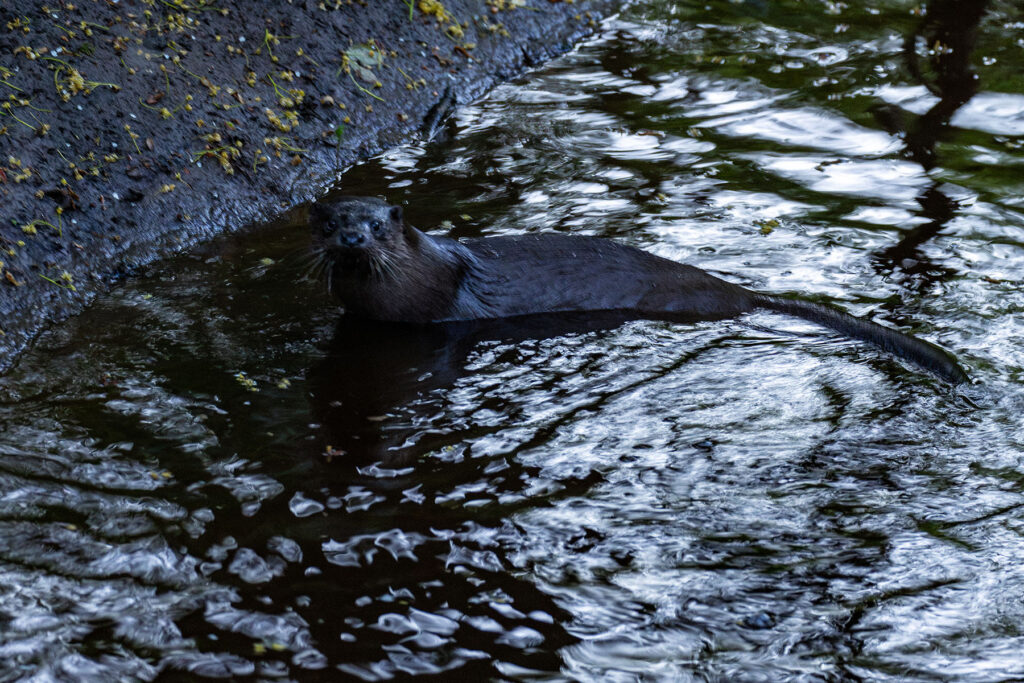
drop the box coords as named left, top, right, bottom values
left=309, top=198, right=968, bottom=384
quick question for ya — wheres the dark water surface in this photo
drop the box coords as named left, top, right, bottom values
left=3, top=1, right=1024, bottom=679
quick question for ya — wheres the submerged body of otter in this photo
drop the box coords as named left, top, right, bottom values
left=309, top=197, right=967, bottom=383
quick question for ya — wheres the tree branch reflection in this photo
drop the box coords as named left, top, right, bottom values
left=871, top=0, right=991, bottom=289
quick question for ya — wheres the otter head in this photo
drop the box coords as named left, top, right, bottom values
left=309, top=196, right=420, bottom=282
left=309, top=196, right=465, bottom=322
left=311, top=196, right=408, bottom=255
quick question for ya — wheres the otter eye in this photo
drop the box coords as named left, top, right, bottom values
left=323, top=219, right=338, bottom=235
left=369, top=220, right=384, bottom=236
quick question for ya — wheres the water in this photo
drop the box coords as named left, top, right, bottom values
left=2, top=0, right=1024, bottom=679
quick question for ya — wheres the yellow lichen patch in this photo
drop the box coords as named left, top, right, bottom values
left=419, top=0, right=452, bottom=22
left=487, top=0, right=528, bottom=11
left=12, top=46, right=43, bottom=61
left=417, top=0, right=472, bottom=46
left=267, top=74, right=305, bottom=109
left=235, top=372, right=258, bottom=392
left=264, top=107, right=298, bottom=132
left=47, top=60, right=121, bottom=102
left=252, top=149, right=269, bottom=170
left=192, top=139, right=242, bottom=175
left=38, top=269, right=75, bottom=291
left=6, top=16, right=31, bottom=34
left=263, top=135, right=307, bottom=156
left=12, top=165, right=32, bottom=182
left=21, top=218, right=59, bottom=237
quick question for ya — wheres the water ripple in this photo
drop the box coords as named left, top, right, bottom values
left=2, top=0, right=1023, bottom=679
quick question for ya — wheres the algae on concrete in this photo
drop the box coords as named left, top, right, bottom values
left=0, top=0, right=621, bottom=371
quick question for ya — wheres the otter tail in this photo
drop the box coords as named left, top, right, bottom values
left=752, top=294, right=968, bottom=384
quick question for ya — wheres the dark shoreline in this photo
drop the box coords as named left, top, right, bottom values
left=0, top=0, right=622, bottom=372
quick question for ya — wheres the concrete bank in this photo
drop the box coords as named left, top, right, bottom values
left=0, top=0, right=622, bottom=371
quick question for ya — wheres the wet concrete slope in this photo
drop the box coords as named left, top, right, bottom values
left=0, top=0, right=621, bottom=371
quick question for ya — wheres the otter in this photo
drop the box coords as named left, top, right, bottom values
left=308, top=196, right=967, bottom=384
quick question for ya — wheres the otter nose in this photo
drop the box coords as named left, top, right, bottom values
left=337, top=230, right=367, bottom=248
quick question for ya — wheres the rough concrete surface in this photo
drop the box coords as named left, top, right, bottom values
left=0, top=0, right=622, bottom=371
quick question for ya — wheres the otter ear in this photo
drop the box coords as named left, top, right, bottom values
left=309, top=202, right=330, bottom=222
left=389, top=205, right=403, bottom=222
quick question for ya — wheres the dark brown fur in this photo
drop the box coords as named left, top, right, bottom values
left=309, top=197, right=967, bottom=383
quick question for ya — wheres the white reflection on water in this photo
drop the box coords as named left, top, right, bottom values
left=2, top=2, right=1024, bottom=680
left=879, top=85, right=1024, bottom=136
left=702, top=107, right=900, bottom=156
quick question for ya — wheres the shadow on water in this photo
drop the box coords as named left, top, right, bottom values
left=309, top=313, right=640, bottom=467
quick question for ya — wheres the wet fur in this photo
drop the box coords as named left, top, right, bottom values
left=310, top=197, right=967, bottom=383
